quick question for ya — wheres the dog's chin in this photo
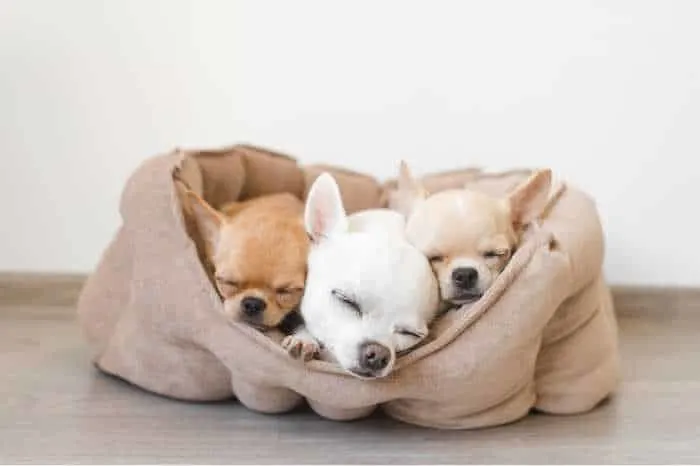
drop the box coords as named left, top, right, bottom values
left=346, top=367, right=390, bottom=380
left=247, top=321, right=270, bottom=331
left=447, top=291, right=484, bottom=305
left=228, top=313, right=275, bottom=332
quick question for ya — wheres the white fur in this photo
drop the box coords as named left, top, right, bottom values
left=287, top=173, right=439, bottom=379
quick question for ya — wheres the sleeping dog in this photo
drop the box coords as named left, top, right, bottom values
left=391, top=162, right=552, bottom=308
left=282, top=173, right=440, bottom=379
left=186, top=191, right=309, bottom=331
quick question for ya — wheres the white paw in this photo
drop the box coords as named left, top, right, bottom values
left=282, top=335, right=320, bottom=362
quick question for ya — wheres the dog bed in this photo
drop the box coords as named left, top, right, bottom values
left=77, top=144, right=620, bottom=429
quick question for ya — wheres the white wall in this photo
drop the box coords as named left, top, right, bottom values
left=1, top=0, right=698, bottom=286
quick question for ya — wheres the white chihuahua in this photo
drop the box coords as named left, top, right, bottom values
left=282, top=173, right=440, bottom=379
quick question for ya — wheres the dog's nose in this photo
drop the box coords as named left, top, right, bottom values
left=241, top=297, right=266, bottom=317
left=452, top=267, right=478, bottom=289
left=359, top=341, right=391, bottom=372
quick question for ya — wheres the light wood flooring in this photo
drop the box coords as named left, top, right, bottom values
left=1, top=274, right=699, bottom=464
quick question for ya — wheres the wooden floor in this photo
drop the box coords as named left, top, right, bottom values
left=1, top=274, right=699, bottom=464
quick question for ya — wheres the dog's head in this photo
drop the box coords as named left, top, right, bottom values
left=394, top=162, right=552, bottom=305
left=301, top=173, right=439, bottom=379
left=187, top=191, right=309, bottom=329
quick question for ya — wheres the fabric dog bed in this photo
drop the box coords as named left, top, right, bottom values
left=77, top=144, right=620, bottom=429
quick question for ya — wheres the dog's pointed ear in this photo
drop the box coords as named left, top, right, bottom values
left=507, top=169, right=552, bottom=227
left=393, top=160, right=428, bottom=218
left=219, top=201, right=246, bottom=217
left=185, top=190, right=225, bottom=254
left=305, top=172, right=348, bottom=243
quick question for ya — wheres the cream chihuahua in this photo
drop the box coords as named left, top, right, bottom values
left=282, top=173, right=439, bottom=379
left=391, top=162, right=552, bottom=307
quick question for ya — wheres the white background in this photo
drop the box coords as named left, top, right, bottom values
left=1, top=0, right=698, bottom=286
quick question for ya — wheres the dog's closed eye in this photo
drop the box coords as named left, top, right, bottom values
left=394, top=326, right=426, bottom=340
left=331, top=289, right=362, bottom=315
left=215, top=276, right=239, bottom=295
left=276, top=286, right=303, bottom=296
left=276, top=287, right=303, bottom=306
left=482, top=249, right=510, bottom=259
left=395, top=326, right=427, bottom=355
left=428, top=255, right=445, bottom=264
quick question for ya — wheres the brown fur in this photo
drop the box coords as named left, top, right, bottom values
left=186, top=191, right=309, bottom=329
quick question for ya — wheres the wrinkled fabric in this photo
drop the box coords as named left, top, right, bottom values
left=77, top=144, right=619, bottom=429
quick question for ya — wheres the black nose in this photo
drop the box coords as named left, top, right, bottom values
left=452, top=267, right=478, bottom=289
left=359, top=341, right=391, bottom=372
left=241, top=297, right=266, bottom=317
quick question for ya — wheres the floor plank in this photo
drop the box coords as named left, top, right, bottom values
left=1, top=277, right=699, bottom=463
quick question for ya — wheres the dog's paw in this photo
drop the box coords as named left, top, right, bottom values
left=282, top=335, right=320, bottom=362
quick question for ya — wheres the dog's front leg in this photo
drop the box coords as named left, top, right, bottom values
left=281, top=326, right=321, bottom=362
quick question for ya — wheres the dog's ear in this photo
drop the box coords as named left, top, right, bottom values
left=506, top=169, right=552, bottom=227
left=305, top=172, right=348, bottom=243
left=185, top=190, right=225, bottom=254
left=392, top=160, right=428, bottom=218
left=219, top=201, right=246, bottom=217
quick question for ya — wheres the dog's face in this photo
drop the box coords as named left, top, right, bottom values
left=301, top=174, right=439, bottom=379
left=394, top=163, right=552, bottom=305
left=187, top=192, right=309, bottom=329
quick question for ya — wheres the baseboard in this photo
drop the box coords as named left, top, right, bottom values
left=1, top=272, right=698, bottom=316
left=0, top=272, right=87, bottom=307
left=611, top=284, right=700, bottom=317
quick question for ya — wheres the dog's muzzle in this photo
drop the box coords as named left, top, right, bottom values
left=449, top=266, right=483, bottom=304
left=349, top=341, right=392, bottom=378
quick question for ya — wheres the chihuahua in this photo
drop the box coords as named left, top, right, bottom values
left=282, top=173, right=440, bottom=379
left=186, top=191, right=309, bottom=330
left=391, top=162, right=552, bottom=307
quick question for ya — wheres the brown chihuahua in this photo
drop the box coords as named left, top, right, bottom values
left=186, top=191, right=310, bottom=330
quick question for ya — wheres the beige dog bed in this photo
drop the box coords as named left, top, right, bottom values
left=77, top=144, right=620, bottom=429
